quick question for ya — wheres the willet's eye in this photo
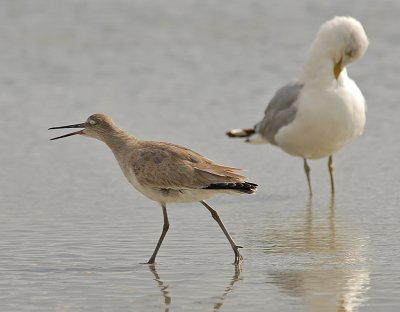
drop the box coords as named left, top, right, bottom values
left=89, top=119, right=97, bottom=125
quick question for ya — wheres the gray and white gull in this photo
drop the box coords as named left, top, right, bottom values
left=227, top=16, right=369, bottom=195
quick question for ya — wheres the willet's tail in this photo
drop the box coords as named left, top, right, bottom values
left=204, top=182, right=257, bottom=194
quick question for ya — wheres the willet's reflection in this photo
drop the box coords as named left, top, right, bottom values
left=264, top=198, right=370, bottom=312
left=148, top=264, right=242, bottom=312
left=149, top=264, right=171, bottom=312
left=213, top=264, right=242, bottom=312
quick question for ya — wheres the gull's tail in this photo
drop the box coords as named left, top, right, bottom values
left=226, top=128, right=255, bottom=138
left=226, top=128, right=267, bottom=144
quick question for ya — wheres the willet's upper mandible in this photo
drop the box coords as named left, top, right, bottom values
left=226, top=16, right=369, bottom=196
left=49, top=113, right=257, bottom=264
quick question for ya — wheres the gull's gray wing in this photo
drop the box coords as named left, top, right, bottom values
left=255, top=81, right=303, bottom=144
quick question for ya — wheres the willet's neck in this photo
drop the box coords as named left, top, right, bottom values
left=101, top=127, right=138, bottom=153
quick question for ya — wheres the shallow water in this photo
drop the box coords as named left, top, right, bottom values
left=1, top=0, right=400, bottom=311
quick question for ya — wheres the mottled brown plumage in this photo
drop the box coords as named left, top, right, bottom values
left=49, top=113, right=257, bottom=264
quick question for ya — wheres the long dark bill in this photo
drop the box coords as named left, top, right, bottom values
left=48, top=123, right=85, bottom=140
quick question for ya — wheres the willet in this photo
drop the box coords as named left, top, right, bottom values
left=49, top=113, right=257, bottom=264
left=226, top=16, right=369, bottom=196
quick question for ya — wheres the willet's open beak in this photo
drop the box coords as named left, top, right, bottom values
left=48, top=123, right=86, bottom=140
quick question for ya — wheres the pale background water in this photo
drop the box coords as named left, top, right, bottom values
left=1, top=0, right=399, bottom=311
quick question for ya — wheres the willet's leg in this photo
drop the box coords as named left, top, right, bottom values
left=328, top=155, right=335, bottom=195
left=147, top=203, right=169, bottom=264
left=303, top=158, right=313, bottom=196
left=200, top=200, right=243, bottom=264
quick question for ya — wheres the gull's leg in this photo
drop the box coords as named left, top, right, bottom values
left=303, top=158, right=313, bottom=196
left=200, top=200, right=243, bottom=264
left=328, top=155, right=335, bottom=195
left=147, top=203, right=169, bottom=264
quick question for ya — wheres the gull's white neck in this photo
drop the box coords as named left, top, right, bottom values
left=303, top=50, right=347, bottom=86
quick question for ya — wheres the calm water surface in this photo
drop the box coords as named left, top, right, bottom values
left=1, top=0, right=400, bottom=311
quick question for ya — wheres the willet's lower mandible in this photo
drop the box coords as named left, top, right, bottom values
left=226, top=16, right=369, bottom=196
left=49, top=113, right=257, bottom=264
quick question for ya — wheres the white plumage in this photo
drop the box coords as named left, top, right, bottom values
left=227, top=16, right=369, bottom=195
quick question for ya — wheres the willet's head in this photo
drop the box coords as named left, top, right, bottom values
left=49, top=113, right=121, bottom=141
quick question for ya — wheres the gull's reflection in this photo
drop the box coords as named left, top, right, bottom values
left=148, top=263, right=242, bottom=312
left=213, top=264, right=242, bottom=312
left=265, top=197, right=370, bottom=312
left=149, top=264, right=171, bottom=312
left=303, top=196, right=337, bottom=253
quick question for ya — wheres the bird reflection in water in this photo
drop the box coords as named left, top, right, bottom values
left=265, top=197, right=370, bottom=312
left=149, top=264, right=171, bottom=312
left=148, top=263, right=242, bottom=312
left=213, top=264, right=242, bottom=312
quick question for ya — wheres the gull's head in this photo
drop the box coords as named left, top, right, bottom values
left=312, top=16, right=369, bottom=80
left=49, top=113, right=120, bottom=141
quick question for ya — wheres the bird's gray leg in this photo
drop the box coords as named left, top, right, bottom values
left=328, top=155, right=335, bottom=195
left=303, top=158, right=313, bottom=196
left=200, top=200, right=243, bottom=264
left=147, top=203, right=169, bottom=264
